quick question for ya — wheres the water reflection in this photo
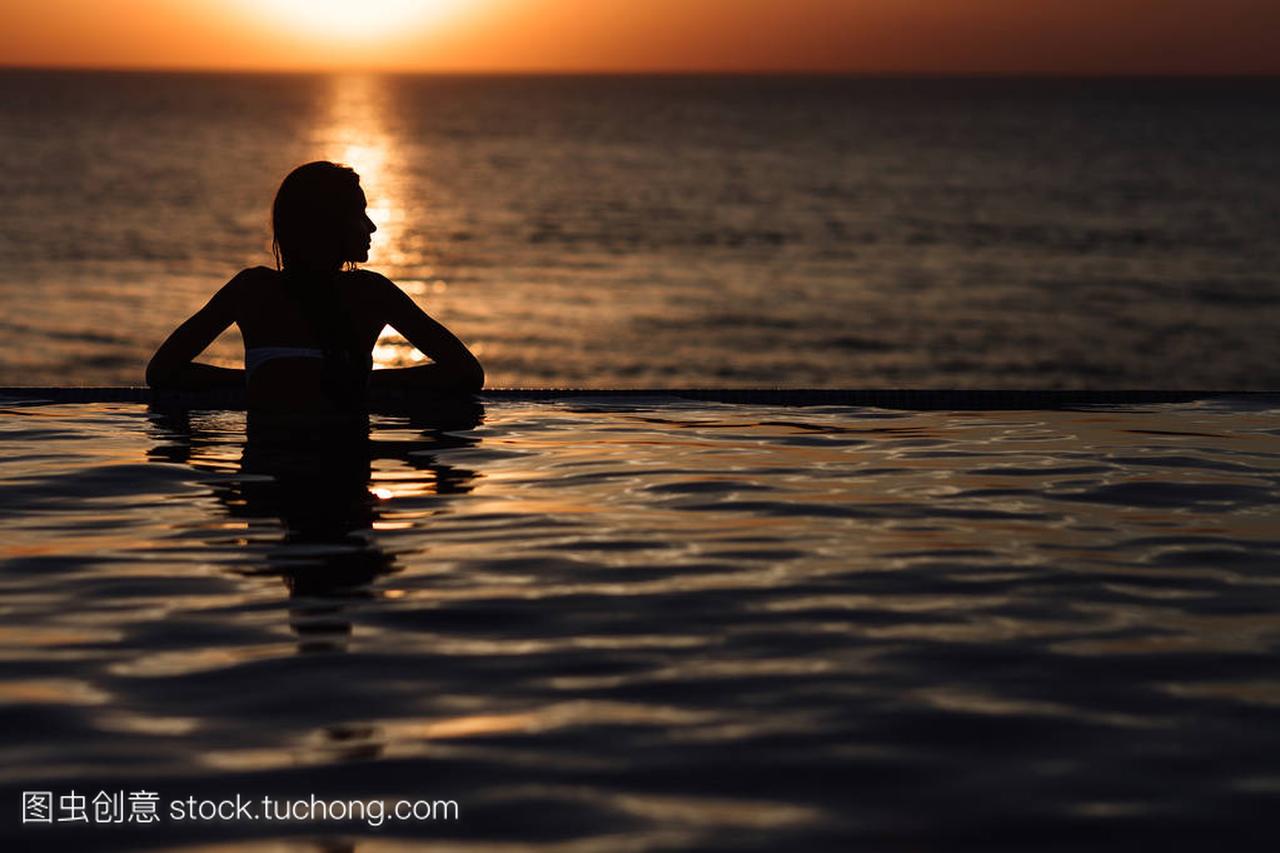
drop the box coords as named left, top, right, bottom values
left=145, top=402, right=484, bottom=656
left=142, top=403, right=483, bottom=779
left=4, top=400, right=1280, bottom=850
left=312, top=74, right=425, bottom=370
left=315, top=75, right=399, bottom=261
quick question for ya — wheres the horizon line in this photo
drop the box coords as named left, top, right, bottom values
left=3, top=63, right=1280, bottom=79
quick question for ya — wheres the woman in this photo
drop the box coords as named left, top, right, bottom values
left=146, top=161, right=484, bottom=413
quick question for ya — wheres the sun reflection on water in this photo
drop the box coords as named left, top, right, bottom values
left=312, top=74, right=423, bottom=368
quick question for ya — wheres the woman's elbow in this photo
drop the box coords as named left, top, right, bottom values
left=146, top=351, right=186, bottom=388
left=145, top=358, right=170, bottom=388
left=458, top=360, right=485, bottom=393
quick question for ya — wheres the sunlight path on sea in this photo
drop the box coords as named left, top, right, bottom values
left=311, top=74, right=427, bottom=370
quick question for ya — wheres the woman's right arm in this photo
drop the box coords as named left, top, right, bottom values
left=367, top=273, right=485, bottom=394
left=146, top=272, right=247, bottom=389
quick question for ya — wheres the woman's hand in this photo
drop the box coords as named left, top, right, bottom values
left=148, top=362, right=246, bottom=390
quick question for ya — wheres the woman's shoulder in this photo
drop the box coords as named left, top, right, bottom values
left=233, top=265, right=280, bottom=284
left=340, top=268, right=400, bottom=301
left=219, top=265, right=279, bottom=294
left=198, top=267, right=275, bottom=313
left=342, top=268, right=394, bottom=286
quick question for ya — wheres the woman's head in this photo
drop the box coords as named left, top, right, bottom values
left=272, top=161, right=376, bottom=271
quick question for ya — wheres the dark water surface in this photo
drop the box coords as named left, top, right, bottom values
left=1, top=72, right=1279, bottom=388
left=1, top=397, right=1279, bottom=850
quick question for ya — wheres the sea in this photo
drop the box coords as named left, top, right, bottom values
left=1, top=71, right=1278, bottom=389
left=1, top=396, right=1278, bottom=850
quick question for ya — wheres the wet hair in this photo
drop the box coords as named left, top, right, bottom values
left=272, top=160, right=364, bottom=272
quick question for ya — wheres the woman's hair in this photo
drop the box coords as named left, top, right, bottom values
left=271, top=161, right=363, bottom=271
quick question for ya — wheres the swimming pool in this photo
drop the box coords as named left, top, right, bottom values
left=2, top=395, right=1278, bottom=850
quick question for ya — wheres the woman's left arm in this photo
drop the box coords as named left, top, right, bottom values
left=146, top=273, right=247, bottom=389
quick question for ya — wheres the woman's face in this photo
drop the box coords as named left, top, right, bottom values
left=342, top=188, right=377, bottom=264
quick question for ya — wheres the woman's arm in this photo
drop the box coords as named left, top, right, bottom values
left=146, top=273, right=247, bottom=389
left=367, top=273, right=484, bottom=394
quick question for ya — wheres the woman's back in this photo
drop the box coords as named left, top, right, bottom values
left=237, top=267, right=383, bottom=414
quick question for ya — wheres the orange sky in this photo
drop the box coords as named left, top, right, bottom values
left=2, top=0, right=1278, bottom=74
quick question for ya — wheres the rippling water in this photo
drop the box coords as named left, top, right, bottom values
left=2, top=72, right=1279, bottom=388
left=1, top=397, right=1279, bottom=849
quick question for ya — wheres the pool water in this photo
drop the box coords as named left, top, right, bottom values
left=1, top=397, right=1279, bottom=851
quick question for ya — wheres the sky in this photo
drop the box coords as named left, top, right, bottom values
left=1, top=0, right=1278, bottom=74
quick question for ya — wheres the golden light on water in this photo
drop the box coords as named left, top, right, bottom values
left=313, top=74, right=422, bottom=368
left=317, top=74, right=397, bottom=247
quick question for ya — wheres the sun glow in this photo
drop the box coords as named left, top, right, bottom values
left=243, top=0, right=473, bottom=42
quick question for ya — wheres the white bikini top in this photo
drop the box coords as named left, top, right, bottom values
left=244, top=346, right=324, bottom=379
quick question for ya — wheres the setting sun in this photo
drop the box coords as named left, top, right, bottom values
left=237, top=0, right=475, bottom=42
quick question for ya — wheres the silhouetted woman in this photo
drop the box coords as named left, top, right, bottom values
left=146, top=161, right=483, bottom=414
